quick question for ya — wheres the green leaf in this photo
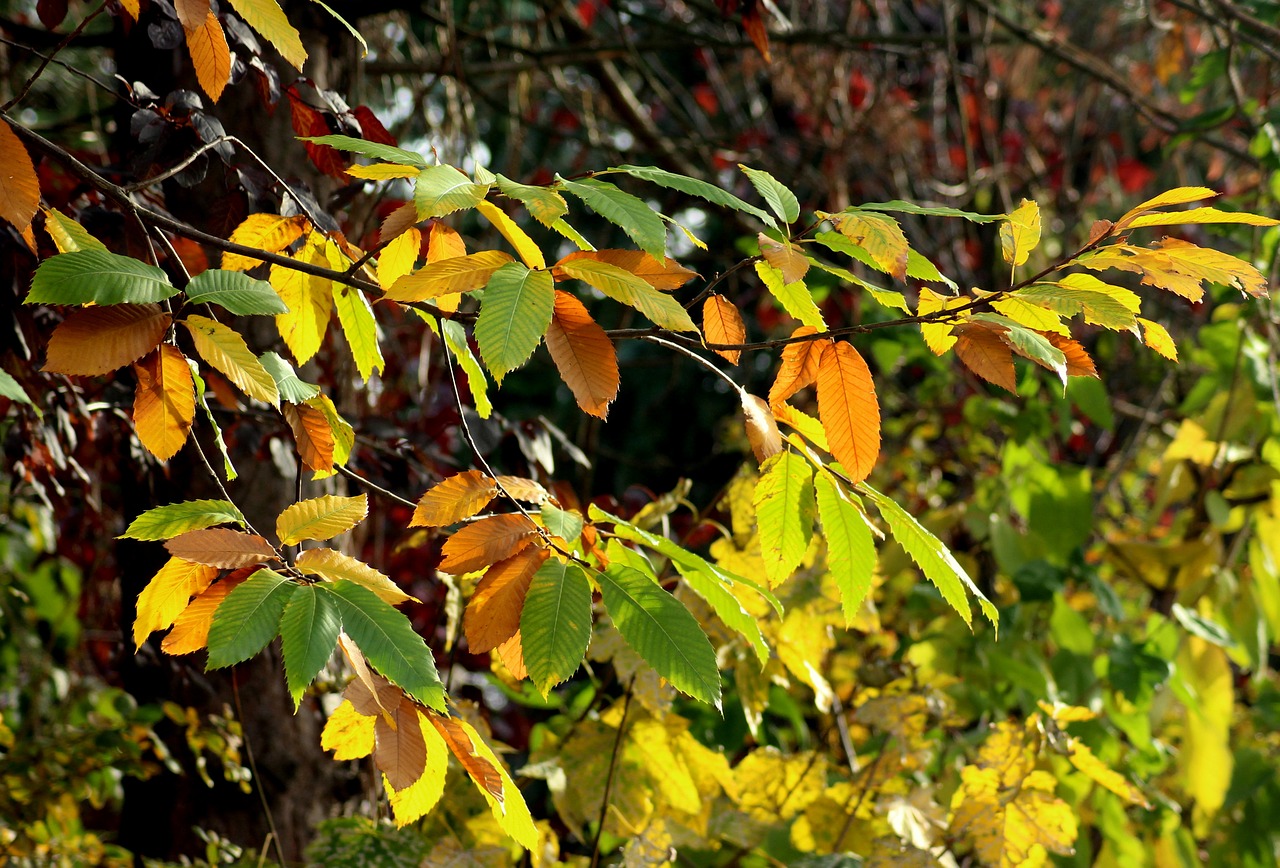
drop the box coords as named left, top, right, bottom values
left=27, top=250, right=177, bottom=305
left=905, top=248, right=958, bottom=289
left=612, top=165, right=776, bottom=227
left=184, top=269, right=290, bottom=315
left=306, top=0, right=367, bottom=56
left=206, top=569, right=296, bottom=669
left=280, top=583, right=342, bottom=708
left=862, top=485, right=998, bottom=632
left=440, top=318, right=493, bottom=418
left=814, top=473, right=875, bottom=625
left=328, top=580, right=445, bottom=711
left=474, top=263, right=555, bottom=383
left=739, top=165, right=800, bottom=225
left=120, top=499, right=247, bottom=540
left=297, top=134, right=426, bottom=167
left=520, top=559, right=593, bottom=696
left=752, top=451, right=816, bottom=586
left=259, top=352, right=321, bottom=403
left=557, top=258, right=696, bottom=332
left=556, top=176, right=667, bottom=260
left=495, top=174, right=569, bottom=227
left=1018, top=279, right=1140, bottom=331
left=0, top=368, right=39, bottom=417
left=597, top=564, right=721, bottom=707
left=540, top=503, right=584, bottom=541
left=1171, top=603, right=1237, bottom=649
left=192, top=370, right=237, bottom=481
left=414, top=164, right=489, bottom=219
left=333, top=285, right=384, bottom=380
left=550, top=218, right=595, bottom=251
left=755, top=261, right=825, bottom=331
left=855, top=200, right=1005, bottom=223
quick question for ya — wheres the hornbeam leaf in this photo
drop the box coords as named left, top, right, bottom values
left=755, top=261, right=825, bottom=331
left=820, top=211, right=910, bottom=280
left=557, top=258, right=696, bottom=331
left=28, top=250, right=177, bottom=305
left=385, top=250, right=514, bottom=302
left=862, top=484, right=997, bottom=631
left=206, top=568, right=296, bottom=668
left=545, top=290, right=620, bottom=419
left=185, top=9, right=230, bottom=102
left=613, top=164, right=776, bottom=226
left=474, top=263, right=555, bottom=383
left=334, top=285, right=384, bottom=380
left=464, top=546, right=549, bottom=653
left=43, top=304, right=171, bottom=376
left=557, top=176, right=667, bottom=260
left=752, top=451, right=815, bottom=587
left=438, top=513, right=540, bottom=575
left=414, top=164, right=489, bottom=219
left=223, top=0, right=306, bottom=70
left=702, top=294, right=746, bottom=365
left=476, top=200, right=545, bottom=269
left=411, top=470, right=498, bottom=528
left=495, top=174, right=569, bottom=227
left=133, top=345, right=195, bottom=462
left=296, top=547, right=417, bottom=606
left=386, top=712, right=448, bottom=825
left=521, top=559, right=593, bottom=696
left=759, top=234, right=810, bottom=284
left=270, top=236, right=333, bottom=365
left=162, top=572, right=250, bottom=655
left=280, top=583, right=342, bottom=708
left=327, top=580, right=445, bottom=710
left=1116, top=186, right=1217, bottom=227
left=133, top=557, right=219, bottom=649
left=444, top=716, right=538, bottom=849
left=165, top=528, right=277, bottom=568
left=814, top=473, right=875, bottom=625
left=182, top=315, right=280, bottom=407
left=322, top=700, right=376, bottom=760
left=121, top=499, right=246, bottom=540
left=816, top=341, right=880, bottom=484
left=739, top=165, right=800, bottom=225
left=276, top=494, right=368, bottom=545
left=0, top=118, right=39, bottom=233
left=597, top=563, right=721, bottom=708
left=376, top=227, right=421, bottom=291
left=768, top=327, right=828, bottom=408
left=184, top=269, right=289, bottom=315
left=220, top=214, right=308, bottom=271
left=259, top=351, right=321, bottom=403
left=373, top=695, right=428, bottom=791
left=299, top=134, right=426, bottom=167
left=1000, top=199, right=1041, bottom=267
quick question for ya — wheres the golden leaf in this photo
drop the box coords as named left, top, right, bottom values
left=276, top=494, right=368, bottom=545
left=557, top=249, right=697, bottom=290
left=1178, top=637, right=1234, bottom=834
left=0, top=119, right=39, bottom=233
left=1117, top=186, right=1217, bottom=227
left=133, top=345, right=195, bottom=461
left=544, top=290, right=620, bottom=419
left=1000, top=199, right=1041, bottom=267
left=44, top=305, right=171, bottom=376
left=494, top=631, right=527, bottom=680
left=282, top=401, right=334, bottom=472
left=425, top=222, right=468, bottom=312
left=463, top=546, right=549, bottom=653
left=758, top=233, right=810, bottom=284
left=182, top=315, right=279, bottom=406
left=384, top=250, right=514, bottom=302
left=411, top=470, right=498, bottom=528
left=221, top=213, right=308, bottom=271
left=347, top=163, right=419, bottom=180
left=133, top=556, right=219, bottom=650
left=953, top=323, right=1017, bottom=393
left=816, top=341, right=880, bottom=483
left=1064, top=738, right=1151, bottom=809
left=439, top=513, right=541, bottom=575
left=476, top=200, right=545, bottom=269
left=271, top=234, right=334, bottom=364
left=701, top=294, right=745, bottom=364
left=320, top=699, right=376, bottom=761
left=296, top=547, right=417, bottom=606
left=768, top=327, right=828, bottom=409
left=376, top=227, right=420, bottom=291
left=733, top=748, right=828, bottom=822
left=1043, top=333, right=1098, bottom=378
left=495, top=476, right=550, bottom=504
left=1137, top=317, right=1178, bottom=361
left=916, top=288, right=967, bottom=355
left=824, top=211, right=909, bottom=280
left=162, top=571, right=250, bottom=655
left=185, top=10, right=230, bottom=102
left=163, top=528, right=277, bottom=569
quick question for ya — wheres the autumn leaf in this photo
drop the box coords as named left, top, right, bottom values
left=954, top=322, right=1018, bottom=393
left=544, top=290, right=620, bottom=419
left=556, top=258, right=697, bottom=331
left=410, top=470, right=498, bottom=528
left=758, top=233, right=810, bottom=284
left=1138, top=317, right=1178, bottom=361
left=494, top=631, right=527, bottom=680
left=376, top=227, right=421, bottom=294
left=1000, top=199, right=1042, bottom=267
left=182, top=315, right=279, bottom=407
left=295, top=547, right=417, bottom=606
left=474, top=263, right=556, bottom=383
left=917, top=288, right=968, bottom=355
left=222, top=0, right=306, bottom=71
left=438, top=513, right=541, bottom=576
left=426, top=712, right=505, bottom=802
left=385, top=250, right=514, bottom=302
left=133, top=345, right=195, bottom=462
left=164, top=528, right=277, bottom=568
left=822, top=210, right=909, bottom=280
left=321, top=699, right=376, bottom=761
left=557, top=249, right=697, bottom=290
left=1043, top=333, right=1098, bottom=377
left=387, top=714, right=449, bottom=827
left=276, top=494, right=368, bottom=546
left=162, top=570, right=251, bottom=655
left=741, top=392, right=783, bottom=463
left=476, top=199, right=545, bottom=269
left=283, top=402, right=335, bottom=472
left=816, top=341, right=880, bottom=484
left=753, top=451, right=815, bottom=587
left=464, top=546, right=550, bottom=653
left=44, top=305, right=171, bottom=376
left=768, top=327, right=829, bottom=409
left=134, top=557, right=219, bottom=649
left=0, top=119, right=39, bottom=234
left=185, top=10, right=230, bottom=102
left=375, top=693, right=429, bottom=791
left=221, top=214, right=308, bottom=271
left=702, top=294, right=746, bottom=364
left=495, top=476, right=550, bottom=504
left=271, top=235, right=335, bottom=364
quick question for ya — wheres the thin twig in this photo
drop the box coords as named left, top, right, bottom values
left=231, top=674, right=287, bottom=868
left=336, top=463, right=418, bottom=508
left=589, top=683, right=634, bottom=868
left=0, top=34, right=127, bottom=104
left=1, top=2, right=107, bottom=113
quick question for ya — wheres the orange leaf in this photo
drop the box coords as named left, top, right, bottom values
left=162, top=570, right=250, bottom=655
left=758, top=234, right=809, bottom=284
left=954, top=324, right=1018, bottom=392
left=742, top=392, right=783, bottom=463
left=44, top=305, right=171, bottom=376
left=185, top=10, right=230, bottom=103
left=0, top=119, right=39, bottom=233
left=283, top=402, right=334, bottom=472
left=375, top=694, right=428, bottom=791
left=702, top=294, right=745, bottom=364
left=741, top=1, right=772, bottom=62
left=768, top=327, right=828, bottom=409
left=557, top=249, right=697, bottom=290
left=164, top=528, right=277, bottom=568
left=133, top=345, right=195, bottom=461
left=411, top=470, right=498, bottom=528
left=426, top=712, right=505, bottom=803
left=427, top=222, right=467, bottom=262
left=1044, top=333, right=1098, bottom=378
left=495, top=631, right=527, bottom=679
left=133, top=556, right=219, bottom=649
left=544, top=290, right=619, bottom=419
left=817, top=341, right=880, bottom=483
left=221, top=214, right=308, bottom=271
left=379, top=202, right=419, bottom=245
left=439, top=514, right=541, bottom=575
left=463, top=546, right=549, bottom=653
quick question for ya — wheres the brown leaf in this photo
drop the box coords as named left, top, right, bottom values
left=817, top=341, right=881, bottom=483
left=557, top=249, right=697, bottom=290
left=463, top=546, right=549, bottom=653
left=375, top=695, right=428, bottom=791
left=1043, top=333, right=1098, bottom=378
left=0, top=119, right=39, bottom=233
left=379, top=202, right=419, bottom=246
left=283, top=402, right=334, bottom=472
left=173, top=0, right=207, bottom=30
left=439, top=514, right=540, bottom=575
left=954, top=323, right=1018, bottom=393
left=702, top=294, right=745, bottom=364
left=494, top=476, right=550, bottom=504
left=544, top=290, right=620, bottom=419
left=45, top=305, right=171, bottom=377
left=425, top=712, right=505, bottom=803
left=288, top=88, right=346, bottom=177
left=410, top=470, right=498, bottom=528
left=758, top=234, right=809, bottom=284
left=133, top=345, right=195, bottom=461
left=164, top=528, right=277, bottom=568
left=741, top=392, right=782, bottom=463
left=768, top=327, right=829, bottom=409
left=185, top=10, right=230, bottom=103
left=1087, top=219, right=1114, bottom=246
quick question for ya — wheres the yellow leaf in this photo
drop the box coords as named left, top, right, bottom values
left=376, top=227, right=420, bottom=291
left=768, top=327, right=828, bottom=408
left=733, top=748, right=828, bottom=822
left=476, top=200, right=545, bottom=269
left=296, top=547, right=417, bottom=606
left=1064, top=738, right=1151, bottom=809
left=701, top=294, right=745, bottom=365
left=133, top=556, right=219, bottom=649
left=991, top=297, right=1068, bottom=335
left=321, top=699, right=376, bottom=760
left=118, top=0, right=140, bottom=18
left=464, top=546, right=549, bottom=653
left=823, top=211, right=909, bottom=280
left=1125, top=206, right=1279, bottom=229
left=741, top=392, right=782, bottom=463
left=425, top=222, right=467, bottom=312
left=953, top=323, right=1017, bottom=393
left=182, top=315, right=279, bottom=406
left=774, top=402, right=829, bottom=452
left=1164, top=419, right=1218, bottom=466
left=1178, top=636, right=1234, bottom=834
left=439, top=514, right=541, bottom=576
left=758, top=233, right=810, bottom=284
left=453, top=717, right=538, bottom=849
left=271, top=235, right=334, bottom=364
left=544, top=290, right=619, bottom=419
left=133, top=345, right=195, bottom=461
left=221, top=214, right=308, bottom=271
left=387, top=710, right=449, bottom=826
left=282, top=401, right=334, bottom=472
left=222, top=0, right=306, bottom=70
left=917, top=288, right=967, bottom=355
left=164, top=528, right=277, bottom=568
left=275, top=494, right=369, bottom=545
left=1001, top=199, right=1041, bottom=267
left=348, top=163, right=420, bottom=181
left=162, top=570, right=250, bottom=655
left=44, top=305, right=171, bottom=376
left=1151, top=237, right=1268, bottom=299
left=43, top=207, right=106, bottom=253
left=185, top=10, right=230, bottom=102
left=411, top=470, right=499, bottom=528
left=557, top=249, right=697, bottom=290
left=1116, top=186, right=1216, bottom=227
left=1138, top=317, right=1177, bottom=361
left=333, top=284, right=384, bottom=379
left=816, top=341, right=880, bottom=483
left=385, top=250, right=514, bottom=302
left=0, top=119, right=39, bottom=233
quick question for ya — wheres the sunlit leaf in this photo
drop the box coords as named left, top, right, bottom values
left=0, top=118, right=39, bottom=232
left=613, top=164, right=776, bottom=226
left=333, top=285, right=384, bottom=379
left=755, top=261, right=825, bottom=330
left=414, top=164, right=489, bottom=219
left=954, top=323, right=1018, bottom=393
left=223, top=0, right=306, bottom=69
left=740, top=165, right=800, bottom=224
left=702, top=294, right=746, bottom=364
left=558, top=249, right=698, bottom=290
left=300, top=135, right=426, bottom=167
left=121, top=499, right=246, bottom=540
left=385, top=250, right=514, bottom=302
left=184, top=269, right=289, bottom=315
left=557, top=258, right=696, bottom=332
left=185, top=9, right=230, bottom=101
left=276, top=494, right=368, bottom=545
left=753, top=451, right=815, bottom=587
left=545, top=290, right=620, bottom=419
left=282, top=401, right=335, bottom=472
left=162, top=572, right=249, bottom=655
left=474, top=263, right=555, bottom=383
left=206, top=568, right=296, bottom=668
left=296, top=547, right=416, bottom=606
left=44, top=304, right=170, bottom=376
left=814, top=473, right=876, bottom=625
left=464, top=545, right=549, bottom=653
left=164, top=528, right=277, bottom=568
left=439, top=514, right=541, bottom=575
left=182, top=315, right=280, bottom=407
left=495, top=174, right=569, bottom=227
left=28, top=250, right=177, bottom=305
left=1000, top=199, right=1041, bottom=267
left=411, top=470, right=498, bottom=528
left=769, top=327, right=828, bottom=408
left=133, top=557, right=219, bottom=650
left=821, top=210, right=909, bottom=280
left=133, top=345, right=195, bottom=461
left=557, top=176, right=667, bottom=260
left=476, top=199, right=545, bottom=269
left=321, top=699, right=376, bottom=761
left=220, top=214, right=308, bottom=271
left=521, top=559, right=593, bottom=695
left=280, top=583, right=342, bottom=708
left=817, top=341, right=880, bottom=484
